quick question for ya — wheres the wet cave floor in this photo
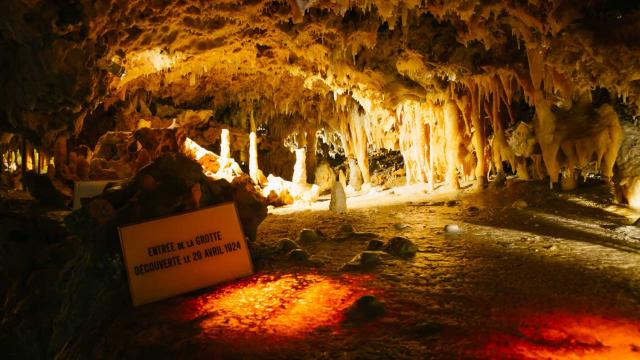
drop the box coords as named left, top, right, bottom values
left=3, top=180, right=640, bottom=359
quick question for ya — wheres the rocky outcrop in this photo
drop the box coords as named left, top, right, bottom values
left=68, top=152, right=267, bottom=245
left=615, top=122, right=640, bottom=208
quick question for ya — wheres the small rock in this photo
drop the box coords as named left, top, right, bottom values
left=339, top=224, right=355, bottom=233
left=287, top=248, right=310, bottom=262
left=358, top=251, right=384, bottom=266
left=367, top=239, right=385, bottom=251
left=543, top=244, right=557, bottom=251
left=444, top=224, right=462, bottom=234
left=512, top=200, right=528, bottom=209
left=385, top=236, right=418, bottom=257
left=445, top=200, right=458, bottom=207
left=340, top=251, right=384, bottom=271
left=393, top=223, right=410, bottom=230
left=298, top=228, right=321, bottom=243
left=343, top=295, right=385, bottom=324
left=276, top=238, right=300, bottom=253
left=306, top=255, right=325, bottom=266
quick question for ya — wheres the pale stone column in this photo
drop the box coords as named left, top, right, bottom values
left=291, top=148, right=307, bottom=184
left=220, top=129, right=230, bottom=160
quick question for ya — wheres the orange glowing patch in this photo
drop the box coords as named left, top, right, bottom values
left=484, top=312, right=640, bottom=359
left=194, top=273, right=372, bottom=337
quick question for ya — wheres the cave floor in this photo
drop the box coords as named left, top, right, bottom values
left=3, top=180, right=640, bottom=359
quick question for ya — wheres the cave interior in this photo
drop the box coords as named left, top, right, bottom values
left=2, top=0, right=640, bottom=359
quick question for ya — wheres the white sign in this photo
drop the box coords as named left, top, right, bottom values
left=118, top=202, right=253, bottom=306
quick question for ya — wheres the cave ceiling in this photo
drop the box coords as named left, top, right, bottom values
left=1, top=0, right=639, bottom=148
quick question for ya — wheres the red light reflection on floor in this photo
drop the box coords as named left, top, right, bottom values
left=193, top=273, right=372, bottom=337
left=484, top=312, right=640, bottom=359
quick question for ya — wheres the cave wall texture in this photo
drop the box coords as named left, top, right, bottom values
left=1, top=0, right=640, bottom=192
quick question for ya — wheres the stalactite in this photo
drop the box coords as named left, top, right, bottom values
left=532, top=90, right=561, bottom=187
left=427, top=113, right=434, bottom=192
left=527, top=47, right=544, bottom=93
left=443, top=100, right=461, bottom=189
left=398, top=101, right=429, bottom=186
left=348, top=109, right=370, bottom=184
left=469, top=82, right=487, bottom=187
left=488, top=83, right=516, bottom=177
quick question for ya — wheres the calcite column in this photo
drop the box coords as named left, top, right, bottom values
left=53, top=137, right=67, bottom=176
left=443, top=100, right=461, bottom=190
left=220, top=129, right=231, bottom=160
left=349, top=112, right=370, bottom=184
left=249, top=132, right=259, bottom=183
left=248, top=111, right=259, bottom=184
left=305, top=131, right=317, bottom=184
left=291, top=148, right=307, bottom=184
left=470, top=85, right=487, bottom=187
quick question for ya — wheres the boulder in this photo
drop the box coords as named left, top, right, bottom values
left=68, top=152, right=267, bottom=245
left=366, top=239, right=385, bottom=251
left=385, top=236, right=418, bottom=258
left=298, top=228, right=322, bottom=243
left=287, top=248, right=310, bottom=262
left=340, top=251, right=384, bottom=271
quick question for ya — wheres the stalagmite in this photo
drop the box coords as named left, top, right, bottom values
left=349, top=111, right=370, bottom=184
left=347, top=156, right=363, bottom=191
left=249, top=111, right=259, bottom=184
left=292, top=148, right=307, bottom=185
left=220, top=129, right=231, bottom=161
left=249, top=132, right=259, bottom=183
left=339, top=169, right=347, bottom=188
left=329, top=179, right=347, bottom=213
